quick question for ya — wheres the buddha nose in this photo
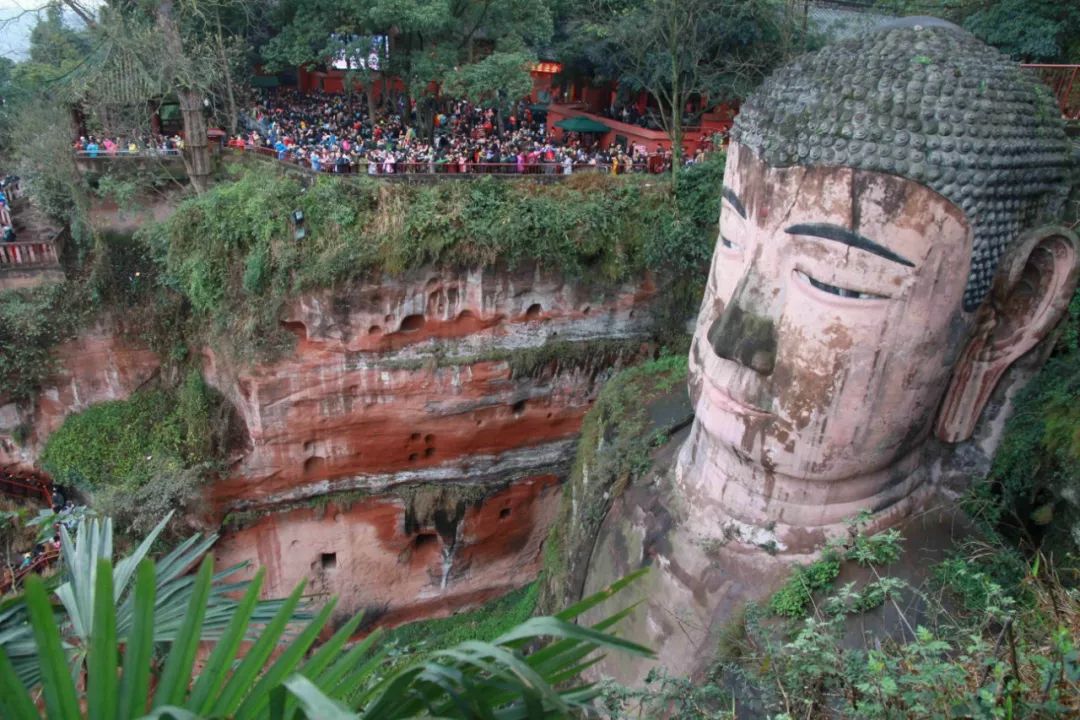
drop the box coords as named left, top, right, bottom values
left=706, top=300, right=777, bottom=376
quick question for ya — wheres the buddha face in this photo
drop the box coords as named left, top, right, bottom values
left=687, top=142, right=976, bottom=503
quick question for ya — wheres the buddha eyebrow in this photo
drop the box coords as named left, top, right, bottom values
left=784, top=223, right=915, bottom=267
left=722, top=186, right=746, bottom=219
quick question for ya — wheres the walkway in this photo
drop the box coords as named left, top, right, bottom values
left=75, top=146, right=657, bottom=178
left=0, top=467, right=57, bottom=596
left=0, top=196, right=63, bottom=290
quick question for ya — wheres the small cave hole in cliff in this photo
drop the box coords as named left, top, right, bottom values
left=582, top=305, right=591, bottom=315
left=414, top=532, right=439, bottom=550
left=303, top=456, right=326, bottom=479
left=410, top=432, right=421, bottom=442
left=525, top=303, right=542, bottom=319
left=320, top=552, right=337, bottom=570
left=368, top=325, right=382, bottom=336
left=424, top=447, right=436, bottom=458
left=424, top=433, right=435, bottom=444
left=458, top=309, right=476, bottom=320
left=400, top=314, right=426, bottom=332
left=499, top=507, right=512, bottom=520
left=408, top=452, right=419, bottom=462
left=280, top=320, right=307, bottom=339
left=512, top=399, right=527, bottom=416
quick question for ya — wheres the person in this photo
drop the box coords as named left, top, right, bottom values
left=86, top=138, right=100, bottom=158
left=561, top=153, right=573, bottom=176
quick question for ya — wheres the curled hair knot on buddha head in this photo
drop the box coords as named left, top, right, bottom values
left=731, top=21, right=1072, bottom=311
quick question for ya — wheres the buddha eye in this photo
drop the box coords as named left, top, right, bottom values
left=720, top=234, right=741, bottom=252
left=795, top=269, right=886, bottom=300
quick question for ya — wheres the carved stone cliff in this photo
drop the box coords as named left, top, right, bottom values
left=0, top=263, right=659, bottom=626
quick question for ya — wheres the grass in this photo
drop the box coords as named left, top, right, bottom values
left=386, top=582, right=539, bottom=656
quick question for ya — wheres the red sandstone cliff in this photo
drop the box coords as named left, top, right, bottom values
left=1, top=265, right=656, bottom=626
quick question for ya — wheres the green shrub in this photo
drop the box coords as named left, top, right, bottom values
left=540, top=353, right=690, bottom=611
left=721, top=536, right=1080, bottom=719
left=0, top=283, right=96, bottom=403
left=40, top=390, right=184, bottom=490
left=39, top=369, right=223, bottom=491
left=38, top=370, right=228, bottom=538
left=768, top=523, right=904, bottom=618
left=386, top=582, right=539, bottom=657
left=140, top=165, right=720, bottom=362
left=768, top=551, right=843, bottom=618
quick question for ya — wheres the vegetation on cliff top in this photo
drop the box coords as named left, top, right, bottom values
left=0, top=155, right=723, bottom=403
left=141, top=157, right=722, bottom=362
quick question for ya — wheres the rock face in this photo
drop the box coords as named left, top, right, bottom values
left=215, top=474, right=562, bottom=630
left=2, top=264, right=657, bottom=626
left=0, top=325, right=161, bottom=466
left=210, top=265, right=656, bottom=622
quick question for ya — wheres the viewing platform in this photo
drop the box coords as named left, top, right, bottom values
left=0, top=199, right=64, bottom=291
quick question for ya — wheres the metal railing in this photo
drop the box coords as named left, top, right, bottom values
left=0, top=241, right=59, bottom=268
left=74, top=148, right=183, bottom=158
left=0, top=468, right=53, bottom=506
left=1, top=547, right=59, bottom=595
left=72, top=143, right=668, bottom=178
left=230, top=145, right=655, bottom=176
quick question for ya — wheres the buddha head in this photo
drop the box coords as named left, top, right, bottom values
left=678, top=20, right=1078, bottom=545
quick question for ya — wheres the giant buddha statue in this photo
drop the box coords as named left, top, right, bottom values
left=676, top=18, right=1078, bottom=550
left=568, top=19, right=1079, bottom=684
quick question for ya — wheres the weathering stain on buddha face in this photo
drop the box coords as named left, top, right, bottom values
left=688, top=141, right=975, bottom=485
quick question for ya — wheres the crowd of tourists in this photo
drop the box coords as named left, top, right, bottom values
left=73, top=134, right=185, bottom=158
left=235, top=89, right=712, bottom=175
left=1, top=173, right=20, bottom=243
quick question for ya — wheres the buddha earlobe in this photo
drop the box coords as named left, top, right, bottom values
left=936, top=226, right=1080, bottom=444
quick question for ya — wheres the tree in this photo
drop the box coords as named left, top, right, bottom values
left=561, top=0, right=802, bottom=177
left=46, top=0, right=264, bottom=193
left=875, top=0, right=1080, bottom=62
left=261, top=0, right=556, bottom=141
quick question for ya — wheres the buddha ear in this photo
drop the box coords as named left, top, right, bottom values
left=936, top=225, right=1080, bottom=443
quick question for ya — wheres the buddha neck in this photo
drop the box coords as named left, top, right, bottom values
left=674, top=418, right=932, bottom=553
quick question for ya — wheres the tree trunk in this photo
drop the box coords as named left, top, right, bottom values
left=178, top=89, right=212, bottom=193
left=669, top=35, right=683, bottom=180
left=216, top=24, right=239, bottom=135
left=157, top=0, right=211, bottom=193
